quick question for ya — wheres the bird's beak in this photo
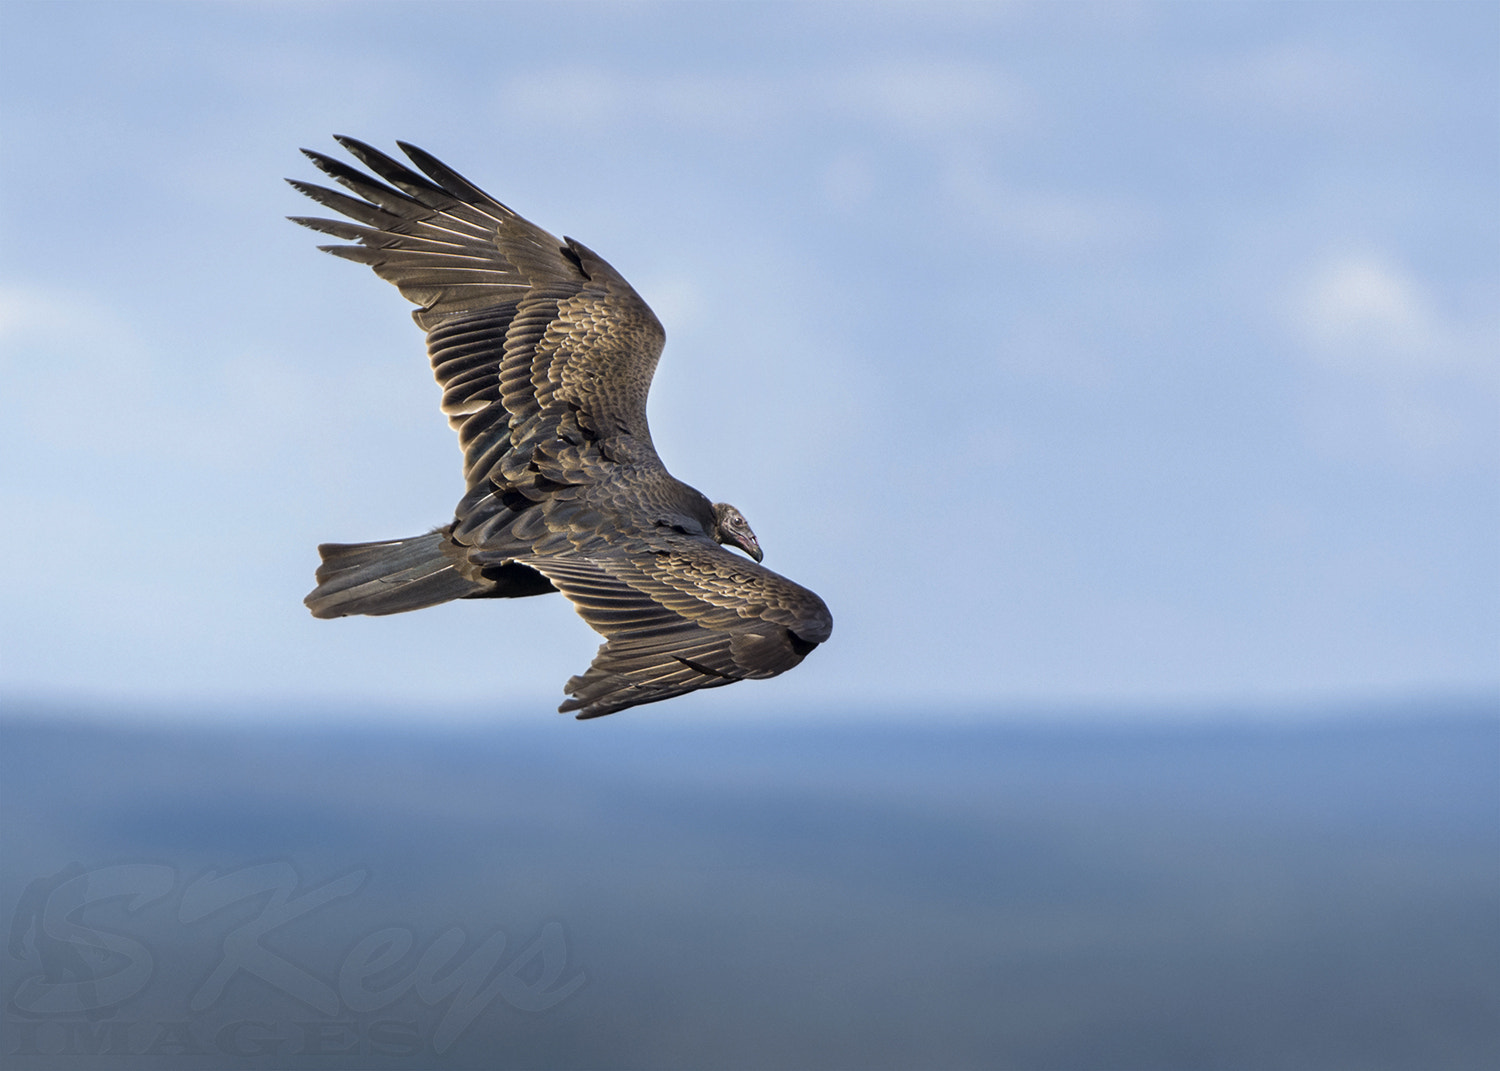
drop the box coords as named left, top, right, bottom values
left=732, top=530, right=764, bottom=563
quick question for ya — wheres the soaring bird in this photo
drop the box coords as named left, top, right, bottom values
left=292, top=138, right=832, bottom=718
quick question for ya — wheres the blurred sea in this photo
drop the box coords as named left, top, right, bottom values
left=2, top=698, right=1497, bottom=1070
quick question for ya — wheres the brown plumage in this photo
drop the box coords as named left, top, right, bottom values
left=292, top=137, right=832, bottom=718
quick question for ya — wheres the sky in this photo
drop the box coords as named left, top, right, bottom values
left=1, top=1, right=1496, bottom=720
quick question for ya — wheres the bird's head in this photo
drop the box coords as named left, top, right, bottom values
left=711, top=502, right=763, bottom=562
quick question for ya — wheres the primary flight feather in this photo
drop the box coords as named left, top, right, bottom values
left=292, top=137, right=832, bottom=719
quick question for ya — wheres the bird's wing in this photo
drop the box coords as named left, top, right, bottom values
left=509, top=540, right=833, bottom=718
left=289, top=137, right=665, bottom=499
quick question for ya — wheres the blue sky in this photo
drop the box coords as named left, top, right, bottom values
left=1, top=1, right=1495, bottom=720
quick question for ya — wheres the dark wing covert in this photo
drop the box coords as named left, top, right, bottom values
left=519, top=541, right=833, bottom=718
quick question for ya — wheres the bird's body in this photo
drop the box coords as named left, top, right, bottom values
left=293, top=138, right=831, bottom=718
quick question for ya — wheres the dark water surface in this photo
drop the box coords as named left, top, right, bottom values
left=3, top=702, right=1497, bottom=1069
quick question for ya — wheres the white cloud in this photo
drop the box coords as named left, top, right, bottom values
left=1193, top=41, right=1371, bottom=122
left=1289, top=252, right=1499, bottom=459
left=0, top=281, right=448, bottom=495
left=828, top=62, right=1031, bottom=135
left=497, top=60, right=1032, bottom=141
left=0, top=284, right=92, bottom=342
left=0, top=284, right=164, bottom=453
left=939, top=157, right=1157, bottom=254
left=1296, top=253, right=1486, bottom=376
left=0, top=283, right=273, bottom=465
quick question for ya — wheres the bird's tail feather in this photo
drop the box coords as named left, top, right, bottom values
left=304, top=532, right=484, bottom=618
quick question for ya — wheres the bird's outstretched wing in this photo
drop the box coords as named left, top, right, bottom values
left=289, top=136, right=666, bottom=501
left=508, top=541, right=833, bottom=719
left=291, top=139, right=832, bottom=717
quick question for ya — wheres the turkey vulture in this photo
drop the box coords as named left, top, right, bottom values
left=292, top=138, right=832, bottom=718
